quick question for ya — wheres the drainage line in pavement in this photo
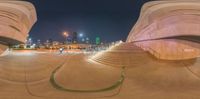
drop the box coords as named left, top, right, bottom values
left=50, top=66, right=125, bottom=93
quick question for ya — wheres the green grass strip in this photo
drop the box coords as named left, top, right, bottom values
left=50, top=65, right=125, bottom=93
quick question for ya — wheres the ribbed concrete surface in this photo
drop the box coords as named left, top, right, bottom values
left=0, top=1, right=37, bottom=55
left=0, top=43, right=200, bottom=99
left=127, top=0, right=200, bottom=60
left=91, top=43, right=200, bottom=99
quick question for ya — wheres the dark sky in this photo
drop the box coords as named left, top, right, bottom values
left=25, top=0, right=151, bottom=43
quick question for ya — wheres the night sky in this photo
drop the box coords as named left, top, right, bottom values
left=25, top=0, right=151, bottom=43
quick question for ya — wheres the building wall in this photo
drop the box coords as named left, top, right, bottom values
left=127, top=0, right=200, bottom=60
left=0, top=1, right=37, bottom=55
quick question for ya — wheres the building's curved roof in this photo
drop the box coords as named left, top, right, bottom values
left=126, top=0, right=200, bottom=60
left=127, top=0, right=200, bottom=42
left=0, top=0, right=37, bottom=45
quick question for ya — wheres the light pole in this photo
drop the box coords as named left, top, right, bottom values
left=78, top=33, right=84, bottom=43
left=63, top=31, right=69, bottom=43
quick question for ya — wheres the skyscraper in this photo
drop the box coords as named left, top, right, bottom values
left=72, top=32, right=77, bottom=43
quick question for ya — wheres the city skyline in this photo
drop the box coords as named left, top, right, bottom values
left=26, top=0, right=151, bottom=43
left=0, top=1, right=200, bottom=99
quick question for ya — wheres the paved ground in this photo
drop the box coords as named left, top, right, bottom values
left=0, top=51, right=122, bottom=99
left=92, top=43, right=200, bottom=99
left=0, top=44, right=200, bottom=99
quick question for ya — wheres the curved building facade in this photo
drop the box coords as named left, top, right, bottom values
left=0, top=1, right=37, bottom=55
left=127, top=0, right=200, bottom=60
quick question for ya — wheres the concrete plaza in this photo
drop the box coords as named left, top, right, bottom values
left=0, top=43, right=200, bottom=99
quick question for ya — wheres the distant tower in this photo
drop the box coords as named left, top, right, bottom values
left=25, top=38, right=32, bottom=48
left=48, top=38, right=53, bottom=46
left=36, top=39, right=41, bottom=48
left=95, top=37, right=101, bottom=45
left=86, top=37, right=90, bottom=44
left=66, top=37, right=72, bottom=44
left=72, top=32, right=77, bottom=43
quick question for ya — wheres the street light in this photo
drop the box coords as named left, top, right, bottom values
left=63, top=31, right=69, bottom=44
left=82, top=38, right=85, bottom=42
left=63, top=32, right=69, bottom=38
left=79, top=33, right=83, bottom=37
